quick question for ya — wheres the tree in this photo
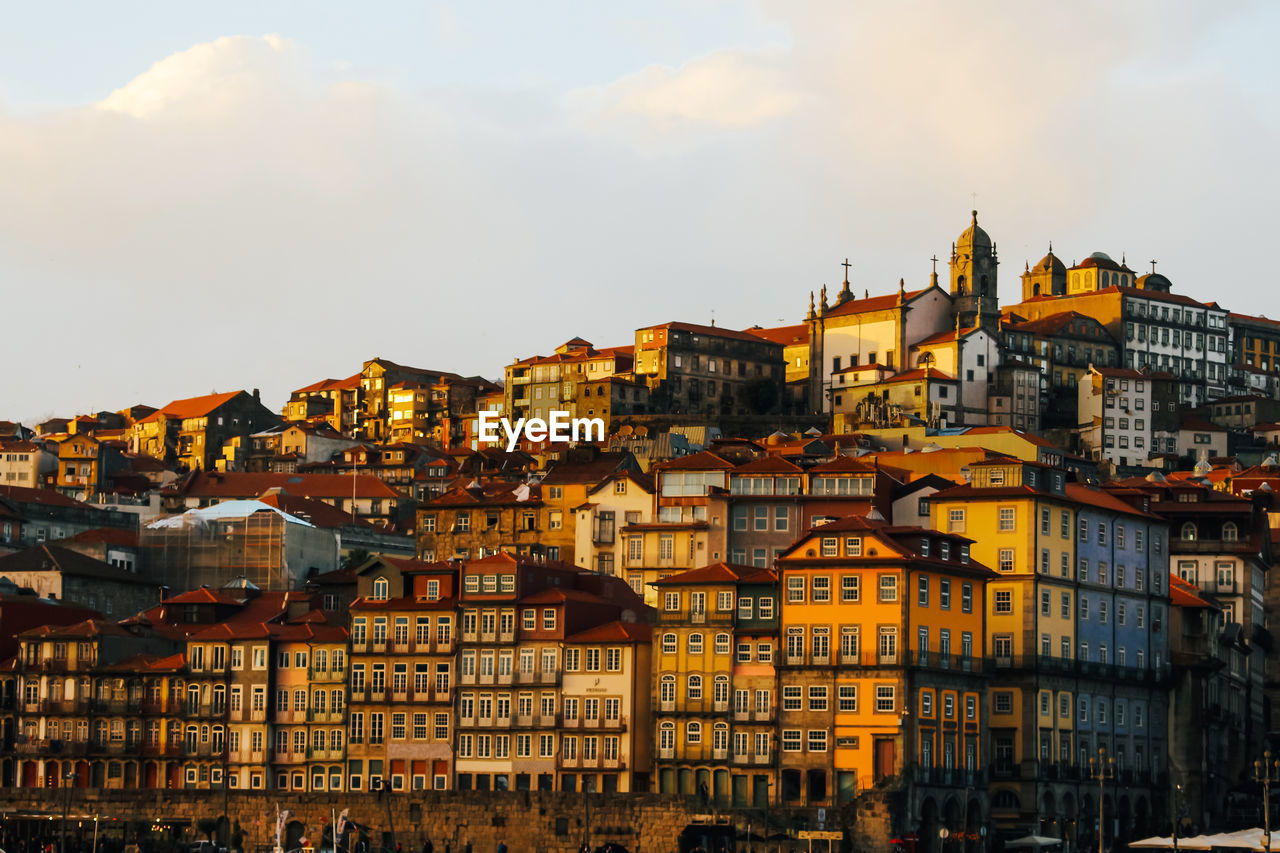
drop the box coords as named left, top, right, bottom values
left=341, top=548, right=371, bottom=571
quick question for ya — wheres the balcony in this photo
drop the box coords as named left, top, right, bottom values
left=41, top=699, right=89, bottom=714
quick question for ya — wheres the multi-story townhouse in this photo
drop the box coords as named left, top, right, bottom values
left=324, top=442, right=432, bottom=498
left=0, top=438, right=56, bottom=489
left=356, top=359, right=462, bottom=443
left=348, top=556, right=457, bottom=793
left=450, top=554, right=647, bottom=793
left=267, top=621, right=348, bottom=793
left=1077, top=367, right=1180, bottom=469
left=1228, top=312, right=1280, bottom=398
left=634, top=322, right=785, bottom=417
left=929, top=461, right=1173, bottom=848
left=726, top=454, right=897, bottom=571
left=559, top=617, right=652, bottom=793
left=775, top=515, right=991, bottom=838
left=728, top=566, right=779, bottom=808
left=505, top=338, right=635, bottom=425
left=651, top=563, right=761, bottom=804
left=162, top=471, right=406, bottom=528
left=129, top=390, right=282, bottom=472
left=417, top=482, right=546, bottom=562
left=11, top=619, right=179, bottom=790
left=1106, top=477, right=1270, bottom=763
left=1167, top=575, right=1252, bottom=834
left=534, top=450, right=639, bottom=566
left=1000, top=309, right=1120, bottom=427
left=283, top=374, right=363, bottom=434
left=572, top=470, right=655, bottom=584
left=623, top=451, right=732, bottom=607
left=1009, top=266, right=1230, bottom=408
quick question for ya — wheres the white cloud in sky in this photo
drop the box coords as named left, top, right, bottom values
left=1, top=2, right=1276, bottom=422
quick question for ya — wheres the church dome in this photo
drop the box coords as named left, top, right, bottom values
left=1033, top=251, right=1066, bottom=274
left=1136, top=272, right=1173, bottom=292
left=956, top=210, right=991, bottom=250
left=1077, top=251, right=1121, bottom=271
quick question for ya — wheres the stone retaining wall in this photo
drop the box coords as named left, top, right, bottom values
left=0, top=790, right=710, bottom=853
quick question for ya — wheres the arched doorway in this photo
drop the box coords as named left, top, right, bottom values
left=90, top=761, right=105, bottom=787
left=944, top=796, right=962, bottom=844
left=920, top=797, right=940, bottom=853
left=1134, top=796, right=1150, bottom=840
left=143, top=761, right=158, bottom=788
left=21, top=761, right=38, bottom=788
left=75, top=760, right=90, bottom=788
left=45, top=760, right=61, bottom=788
left=1060, top=792, right=1077, bottom=851
left=1041, top=792, right=1057, bottom=838
left=965, top=798, right=982, bottom=853
left=285, top=821, right=306, bottom=852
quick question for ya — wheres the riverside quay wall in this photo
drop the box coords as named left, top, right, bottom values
left=0, top=789, right=711, bottom=853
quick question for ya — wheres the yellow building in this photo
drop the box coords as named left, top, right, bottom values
left=650, top=562, right=777, bottom=806
left=775, top=514, right=992, bottom=840
left=572, top=470, right=655, bottom=589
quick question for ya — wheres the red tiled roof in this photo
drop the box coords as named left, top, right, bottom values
left=637, top=321, right=784, bottom=345
left=651, top=562, right=778, bottom=586
left=822, top=288, right=929, bottom=319
left=176, top=471, right=400, bottom=500
left=19, top=618, right=132, bottom=640
left=257, top=491, right=375, bottom=530
left=731, top=455, right=804, bottom=475
left=1180, top=416, right=1226, bottom=433
left=653, top=450, right=734, bottom=471
left=1170, top=575, right=1213, bottom=608
left=0, top=485, right=95, bottom=509
left=69, top=528, right=140, bottom=548
left=142, top=390, right=247, bottom=423
left=565, top=620, right=653, bottom=644
left=745, top=324, right=809, bottom=346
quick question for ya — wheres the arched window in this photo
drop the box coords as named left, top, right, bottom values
left=372, top=577, right=389, bottom=601
left=661, top=633, right=677, bottom=654
left=980, top=275, right=990, bottom=296
left=1181, top=522, right=1197, bottom=542
left=712, top=723, right=729, bottom=752
left=659, top=722, right=675, bottom=752
left=687, top=674, right=703, bottom=700
left=687, top=633, right=703, bottom=655
left=714, top=675, right=730, bottom=705
left=686, top=721, right=702, bottom=744
left=1222, top=521, right=1238, bottom=542
left=659, top=675, right=676, bottom=704
left=956, top=275, right=967, bottom=294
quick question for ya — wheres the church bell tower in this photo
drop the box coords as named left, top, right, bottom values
left=949, top=210, right=999, bottom=329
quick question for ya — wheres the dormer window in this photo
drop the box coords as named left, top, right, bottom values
left=920, top=538, right=930, bottom=558
left=940, top=542, right=951, bottom=561
left=1222, top=522, right=1238, bottom=542
left=372, top=577, right=389, bottom=601
left=1180, top=522, right=1197, bottom=542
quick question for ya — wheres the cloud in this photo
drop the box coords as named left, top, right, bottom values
left=96, top=35, right=300, bottom=119
left=1, top=5, right=1276, bottom=423
left=568, top=47, right=800, bottom=136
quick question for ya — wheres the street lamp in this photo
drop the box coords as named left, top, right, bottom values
left=1088, top=747, right=1115, bottom=853
left=61, top=768, right=76, bottom=853
left=1172, top=784, right=1183, bottom=853
left=1253, top=750, right=1280, bottom=853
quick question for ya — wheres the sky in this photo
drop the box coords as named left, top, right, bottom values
left=2, top=1, right=1278, bottom=423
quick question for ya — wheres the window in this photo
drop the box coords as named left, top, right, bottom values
left=948, top=509, right=965, bottom=532
left=961, top=584, right=972, bottom=613
left=787, top=576, right=805, bottom=603
left=812, top=576, right=831, bottom=603
left=917, top=576, right=929, bottom=607
left=994, top=590, right=1012, bottom=614
left=782, top=730, right=802, bottom=752
left=998, top=549, right=1014, bottom=572
left=875, top=686, right=896, bottom=713
left=841, top=575, right=860, bottom=602
left=878, top=574, right=898, bottom=602
left=939, top=580, right=951, bottom=609
left=838, top=685, right=857, bottom=712
left=998, top=507, right=1015, bottom=531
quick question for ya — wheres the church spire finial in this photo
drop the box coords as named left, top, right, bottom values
left=971, top=209, right=978, bottom=226
left=807, top=290, right=816, bottom=320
